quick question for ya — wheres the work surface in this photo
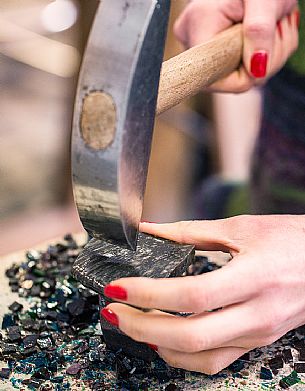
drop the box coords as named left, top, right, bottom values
left=1, top=235, right=305, bottom=390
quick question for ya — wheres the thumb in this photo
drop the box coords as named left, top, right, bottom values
left=243, top=0, right=277, bottom=79
left=140, top=219, right=240, bottom=253
left=174, top=0, right=243, bottom=48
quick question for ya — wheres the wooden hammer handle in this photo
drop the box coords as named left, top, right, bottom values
left=156, top=24, right=243, bottom=115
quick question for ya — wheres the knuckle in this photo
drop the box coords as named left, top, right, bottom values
left=188, top=1, right=209, bottom=14
left=262, top=272, right=281, bottom=291
left=256, top=311, right=283, bottom=336
left=228, top=214, right=253, bottom=232
left=244, top=22, right=274, bottom=41
left=229, top=214, right=249, bottom=226
left=141, top=290, right=155, bottom=308
left=184, top=280, right=209, bottom=312
left=173, top=327, right=205, bottom=353
left=260, top=319, right=276, bottom=335
left=234, top=80, right=253, bottom=93
left=175, top=319, right=209, bottom=353
left=229, top=214, right=273, bottom=240
left=223, top=0, right=244, bottom=19
left=177, top=220, right=194, bottom=243
left=181, top=331, right=207, bottom=353
left=173, top=18, right=185, bottom=43
left=127, top=321, right=145, bottom=343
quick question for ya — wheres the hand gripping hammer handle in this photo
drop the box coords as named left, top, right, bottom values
left=157, top=24, right=243, bottom=115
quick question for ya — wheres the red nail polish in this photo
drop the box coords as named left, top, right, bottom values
left=277, top=20, right=283, bottom=39
left=288, top=13, right=292, bottom=26
left=101, top=308, right=119, bottom=327
left=104, top=285, right=127, bottom=300
left=250, top=51, right=268, bottom=78
left=296, top=10, right=300, bottom=29
left=147, top=343, right=158, bottom=352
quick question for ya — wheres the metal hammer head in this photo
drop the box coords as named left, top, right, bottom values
left=72, top=0, right=171, bottom=249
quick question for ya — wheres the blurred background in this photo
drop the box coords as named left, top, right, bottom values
left=0, top=1, right=262, bottom=255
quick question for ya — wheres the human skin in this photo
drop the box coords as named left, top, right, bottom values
left=100, top=1, right=302, bottom=375
left=173, top=0, right=299, bottom=92
left=102, top=216, right=305, bottom=374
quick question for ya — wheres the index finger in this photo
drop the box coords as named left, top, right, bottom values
left=104, top=256, right=259, bottom=313
left=140, top=219, right=239, bottom=252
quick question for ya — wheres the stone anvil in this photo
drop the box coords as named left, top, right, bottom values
left=72, top=233, right=194, bottom=361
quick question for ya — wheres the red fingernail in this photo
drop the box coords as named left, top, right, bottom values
left=296, top=10, right=300, bottom=29
left=250, top=51, right=268, bottom=78
left=288, top=13, right=292, bottom=26
left=277, top=20, right=283, bottom=39
left=101, top=308, right=119, bottom=327
left=147, top=343, right=158, bottom=351
left=104, top=285, right=127, bottom=300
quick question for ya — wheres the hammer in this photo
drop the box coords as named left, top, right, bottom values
left=71, top=0, right=242, bottom=359
left=72, top=0, right=242, bottom=250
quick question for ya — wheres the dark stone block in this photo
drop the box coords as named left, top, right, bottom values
left=72, top=233, right=194, bottom=362
left=239, top=352, right=250, bottom=361
left=155, top=370, right=170, bottom=384
left=8, top=302, right=23, bottom=313
left=168, top=367, right=185, bottom=380
left=228, top=360, right=244, bottom=373
left=2, top=314, right=15, bottom=329
left=32, top=367, right=51, bottom=380
left=282, top=348, right=293, bottom=364
left=292, top=338, right=305, bottom=351
left=72, top=233, right=195, bottom=294
left=66, top=363, right=82, bottom=375
left=1, top=342, right=17, bottom=355
left=0, top=367, right=10, bottom=379
left=165, top=384, right=180, bottom=391
left=269, top=355, right=284, bottom=371
left=22, top=347, right=38, bottom=357
left=294, top=362, right=305, bottom=373
left=260, top=366, right=273, bottom=380
left=100, top=317, right=158, bottom=362
left=67, top=298, right=86, bottom=317
left=22, top=378, right=42, bottom=389
left=52, top=376, right=64, bottom=383
left=7, top=326, right=21, bottom=342
left=299, top=347, right=305, bottom=361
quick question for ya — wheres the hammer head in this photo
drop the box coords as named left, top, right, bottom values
left=72, top=0, right=171, bottom=249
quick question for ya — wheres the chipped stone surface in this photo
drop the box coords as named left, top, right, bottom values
left=72, top=233, right=195, bottom=294
left=2, top=235, right=305, bottom=390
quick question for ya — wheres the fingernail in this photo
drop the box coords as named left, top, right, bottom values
left=101, top=308, right=119, bottom=327
left=141, top=221, right=155, bottom=224
left=147, top=343, right=158, bottom=351
left=296, top=10, right=300, bottom=29
left=277, top=20, right=283, bottom=39
left=250, top=51, right=268, bottom=78
left=288, top=13, right=292, bottom=26
left=104, top=285, right=128, bottom=300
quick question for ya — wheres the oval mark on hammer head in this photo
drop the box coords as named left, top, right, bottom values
left=81, top=91, right=116, bottom=150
